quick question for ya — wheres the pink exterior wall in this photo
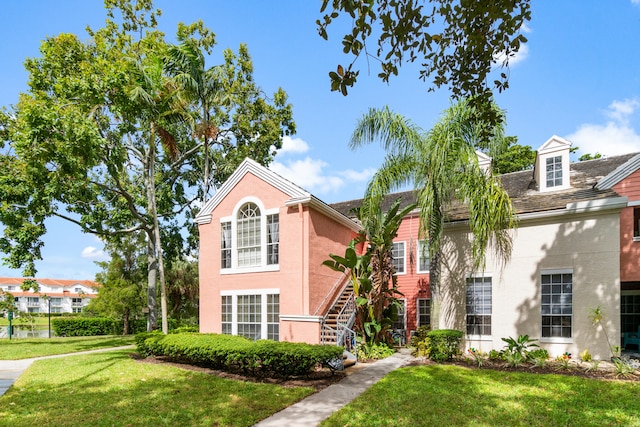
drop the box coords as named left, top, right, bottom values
left=613, top=169, right=640, bottom=282
left=198, top=171, right=356, bottom=343
left=394, top=213, right=431, bottom=333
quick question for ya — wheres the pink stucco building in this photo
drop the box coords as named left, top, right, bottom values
left=197, top=137, right=640, bottom=359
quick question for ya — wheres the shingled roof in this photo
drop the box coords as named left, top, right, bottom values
left=329, top=153, right=639, bottom=222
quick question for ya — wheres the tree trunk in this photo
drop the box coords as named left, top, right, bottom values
left=123, top=308, right=130, bottom=335
left=146, top=236, right=158, bottom=331
left=429, top=248, right=442, bottom=330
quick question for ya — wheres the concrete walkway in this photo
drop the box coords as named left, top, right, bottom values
left=254, top=349, right=416, bottom=427
left=0, top=345, right=135, bottom=398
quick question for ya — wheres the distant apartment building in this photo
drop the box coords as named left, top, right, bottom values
left=0, top=278, right=99, bottom=314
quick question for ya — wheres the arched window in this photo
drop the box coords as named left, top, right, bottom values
left=237, top=203, right=261, bottom=267
left=220, top=199, right=279, bottom=271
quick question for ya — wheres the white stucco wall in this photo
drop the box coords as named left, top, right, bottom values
left=439, top=208, right=621, bottom=360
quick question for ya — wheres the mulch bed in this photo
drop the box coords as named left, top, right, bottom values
left=131, top=353, right=348, bottom=391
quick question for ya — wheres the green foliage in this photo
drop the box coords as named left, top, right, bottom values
left=527, top=348, right=549, bottom=362
left=324, top=198, right=415, bottom=346
left=492, top=139, right=536, bottom=174
left=501, top=334, right=539, bottom=360
left=349, top=100, right=517, bottom=329
left=52, top=317, right=118, bottom=337
left=135, top=332, right=344, bottom=378
left=578, top=152, right=603, bottom=161
left=504, top=351, right=525, bottom=368
left=357, top=342, right=395, bottom=360
left=488, top=349, right=504, bottom=361
left=467, top=348, right=487, bottom=367
left=579, top=349, right=592, bottom=362
left=611, top=357, right=639, bottom=378
left=317, top=0, right=531, bottom=131
left=424, top=329, right=463, bottom=362
left=410, top=325, right=431, bottom=348
left=0, top=0, right=294, bottom=333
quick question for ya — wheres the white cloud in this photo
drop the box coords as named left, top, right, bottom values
left=632, top=0, right=640, bottom=5
left=275, top=136, right=309, bottom=155
left=493, top=23, right=531, bottom=67
left=81, top=246, right=107, bottom=259
left=269, top=157, right=373, bottom=196
left=566, top=98, right=640, bottom=156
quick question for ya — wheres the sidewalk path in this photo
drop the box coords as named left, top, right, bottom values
left=0, top=345, right=135, bottom=398
left=254, top=349, right=416, bottom=427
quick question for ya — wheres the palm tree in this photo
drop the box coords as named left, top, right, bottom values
left=350, top=99, right=517, bottom=329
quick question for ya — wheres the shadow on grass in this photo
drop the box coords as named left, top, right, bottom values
left=322, top=364, right=640, bottom=427
left=1, top=350, right=313, bottom=427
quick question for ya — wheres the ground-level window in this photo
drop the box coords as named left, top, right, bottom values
left=28, top=307, right=39, bottom=313
left=417, top=298, right=431, bottom=327
left=392, top=242, right=406, bottom=274
left=541, top=270, right=572, bottom=338
left=466, top=275, right=492, bottom=336
left=391, top=299, right=406, bottom=331
left=220, top=289, right=279, bottom=341
left=621, top=293, right=640, bottom=334
left=634, top=207, right=640, bottom=238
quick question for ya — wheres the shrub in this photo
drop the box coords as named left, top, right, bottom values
left=357, top=342, right=395, bottom=360
left=488, top=349, right=504, bottom=361
left=52, top=317, right=118, bottom=336
left=134, top=332, right=344, bottom=378
left=424, top=329, right=463, bottom=362
left=501, top=335, right=539, bottom=360
left=579, top=349, right=592, bottom=362
left=410, top=325, right=431, bottom=348
left=527, top=348, right=549, bottom=362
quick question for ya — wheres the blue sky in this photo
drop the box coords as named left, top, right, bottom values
left=1, top=1, right=640, bottom=280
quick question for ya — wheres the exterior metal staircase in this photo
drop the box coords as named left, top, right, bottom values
left=321, top=278, right=357, bottom=368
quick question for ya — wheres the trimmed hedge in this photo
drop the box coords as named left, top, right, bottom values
left=136, top=332, right=344, bottom=378
left=52, top=317, right=117, bottom=336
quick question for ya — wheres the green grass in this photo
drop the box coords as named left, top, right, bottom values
left=0, top=349, right=314, bottom=427
left=321, top=364, right=640, bottom=427
left=0, top=335, right=135, bottom=359
left=0, top=316, right=50, bottom=326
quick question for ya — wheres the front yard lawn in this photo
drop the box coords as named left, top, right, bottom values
left=0, top=349, right=314, bottom=427
left=0, top=335, right=135, bottom=359
left=322, top=364, right=640, bottom=426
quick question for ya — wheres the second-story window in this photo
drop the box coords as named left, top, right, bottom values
left=546, top=156, right=563, bottom=188
left=237, top=203, right=261, bottom=267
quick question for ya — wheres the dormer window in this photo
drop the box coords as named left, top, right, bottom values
left=546, top=156, right=563, bottom=188
left=535, top=135, right=572, bottom=193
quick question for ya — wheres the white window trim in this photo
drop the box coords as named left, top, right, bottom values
left=220, top=196, right=280, bottom=274
left=221, top=288, right=280, bottom=340
left=416, top=240, right=430, bottom=274
left=392, top=241, right=407, bottom=276
left=465, top=273, right=493, bottom=340
left=416, top=298, right=431, bottom=327
left=539, top=268, right=573, bottom=344
left=392, top=298, right=407, bottom=330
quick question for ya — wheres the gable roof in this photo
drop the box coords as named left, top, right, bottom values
left=537, top=135, right=572, bottom=154
left=595, top=153, right=640, bottom=190
left=330, top=153, right=639, bottom=222
left=195, top=158, right=361, bottom=231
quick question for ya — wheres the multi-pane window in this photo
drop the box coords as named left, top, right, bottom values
left=466, top=276, right=492, bottom=336
left=221, top=291, right=279, bottom=341
left=220, top=222, right=232, bottom=268
left=72, top=307, right=82, bottom=313
left=621, top=293, right=640, bottom=334
left=391, top=300, right=406, bottom=331
left=50, top=297, right=62, bottom=307
left=392, top=242, right=406, bottom=274
left=237, top=294, right=262, bottom=340
left=634, top=208, right=640, bottom=238
left=237, top=203, right=261, bottom=267
left=546, top=156, right=563, bottom=188
left=417, top=240, right=430, bottom=273
left=221, top=295, right=232, bottom=334
left=72, top=297, right=83, bottom=307
left=541, top=271, right=573, bottom=338
left=417, top=298, right=431, bottom=327
left=267, top=294, right=280, bottom=340
left=267, top=214, right=279, bottom=265
left=27, top=297, right=39, bottom=307
left=221, top=201, right=280, bottom=270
